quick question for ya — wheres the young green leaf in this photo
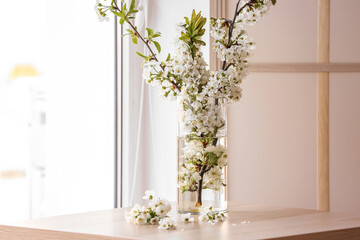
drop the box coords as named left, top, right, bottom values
left=184, top=17, right=189, bottom=25
left=122, top=3, right=127, bottom=14
left=129, top=0, right=136, bottom=11
left=153, top=41, right=161, bottom=53
left=132, top=36, right=138, bottom=44
left=146, top=28, right=154, bottom=37
left=152, top=32, right=161, bottom=38
left=136, top=52, right=147, bottom=58
left=166, top=53, right=171, bottom=61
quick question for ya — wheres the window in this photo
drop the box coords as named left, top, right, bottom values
left=0, top=0, right=117, bottom=222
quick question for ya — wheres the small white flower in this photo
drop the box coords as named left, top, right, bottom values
left=198, top=214, right=207, bottom=222
left=191, top=172, right=201, bottom=182
left=143, top=190, right=157, bottom=200
left=181, top=213, right=194, bottom=223
left=150, top=217, right=159, bottom=225
left=94, top=0, right=110, bottom=22
left=158, top=218, right=177, bottom=230
left=135, top=216, right=146, bottom=225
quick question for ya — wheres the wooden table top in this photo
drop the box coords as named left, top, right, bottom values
left=1, top=202, right=360, bottom=240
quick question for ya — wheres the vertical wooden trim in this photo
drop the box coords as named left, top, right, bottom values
left=317, top=0, right=330, bottom=211
left=209, top=0, right=225, bottom=71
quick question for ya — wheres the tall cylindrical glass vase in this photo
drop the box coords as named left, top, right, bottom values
left=177, top=97, right=227, bottom=213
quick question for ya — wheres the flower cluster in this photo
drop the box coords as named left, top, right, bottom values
left=143, top=32, right=210, bottom=101
left=125, top=190, right=172, bottom=226
left=178, top=98, right=226, bottom=137
left=235, top=0, right=273, bottom=26
left=209, top=19, right=254, bottom=103
left=178, top=141, right=227, bottom=193
left=181, top=213, right=195, bottom=223
left=198, top=206, right=227, bottom=224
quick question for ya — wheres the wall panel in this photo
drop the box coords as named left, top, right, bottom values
left=330, top=0, right=360, bottom=62
left=226, top=0, right=317, bottom=63
left=330, top=73, right=360, bottom=213
left=228, top=73, right=317, bottom=209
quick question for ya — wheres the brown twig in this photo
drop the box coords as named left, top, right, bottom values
left=222, top=0, right=253, bottom=71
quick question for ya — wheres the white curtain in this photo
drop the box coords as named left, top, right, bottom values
left=122, top=0, right=210, bottom=206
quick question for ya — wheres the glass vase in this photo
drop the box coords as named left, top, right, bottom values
left=177, top=97, right=227, bottom=213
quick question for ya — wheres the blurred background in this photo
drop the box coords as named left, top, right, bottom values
left=0, top=0, right=115, bottom=222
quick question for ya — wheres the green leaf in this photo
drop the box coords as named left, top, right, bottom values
left=271, top=0, right=276, bottom=5
left=119, top=18, right=125, bottom=25
left=166, top=53, right=171, bottom=61
left=146, top=28, right=154, bottom=37
left=152, top=32, right=161, bottom=38
left=191, top=9, right=196, bottom=22
left=112, top=11, right=122, bottom=18
left=184, top=17, right=189, bottom=25
left=153, top=41, right=161, bottom=53
left=122, top=3, right=127, bottom=13
left=197, top=40, right=206, bottom=46
left=129, top=0, right=136, bottom=11
left=132, top=36, right=138, bottom=44
left=126, top=29, right=133, bottom=34
left=117, top=11, right=125, bottom=18
left=136, top=52, right=147, bottom=58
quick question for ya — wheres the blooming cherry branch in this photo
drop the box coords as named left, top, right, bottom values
left=96, top=0, right=276, bottom=209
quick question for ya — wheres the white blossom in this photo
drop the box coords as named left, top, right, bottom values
left=181, top=213, right=195, bottom=223
left=143, top=189, right=157, bottom=200
left=94, top=0, right=110, bottom=22
left=198, top=206, right=227, bottom=224
left=125, top=190, right=172, bottom=226
left=158, top=218, right=177, bottom=230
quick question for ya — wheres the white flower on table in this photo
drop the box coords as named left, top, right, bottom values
left=180, top=213, right=194, bottom=223
left=125, top=190, right=172, bottom=226
left=135, top=215, right=146, bottom=225
left=198, top=206, right=227, bottom=224
left=150, top=217, right=160, bottom=225
left=158, top=218, right=177, bottom=230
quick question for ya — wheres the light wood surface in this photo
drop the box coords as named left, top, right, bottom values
left=1, top=203, right=360, bottom=240
left=317, top=72, right=330, bottom=211
left=248, top=63, right=360, bottom=73
left=317, top=0, right=330, bottom=212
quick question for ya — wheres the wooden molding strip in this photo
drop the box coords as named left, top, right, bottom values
left=249, top=63, right=360, bottom=73
left=317, top=0, right=330, bottom=212
left=209, top=0, right=225, bottom=71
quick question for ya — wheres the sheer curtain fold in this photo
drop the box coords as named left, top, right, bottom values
left=123, top=0, right=210, bottom=207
